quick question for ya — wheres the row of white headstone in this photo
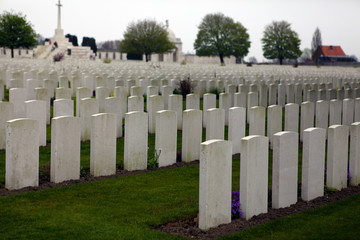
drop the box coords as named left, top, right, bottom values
left=4, top=95, right=359, bottom=190
left=1, top=89, right=360, bottom=154
left=199, top=122, right=360, bottom=230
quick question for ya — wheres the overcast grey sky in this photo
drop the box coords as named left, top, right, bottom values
left=2, top=0, right=360, bottom=61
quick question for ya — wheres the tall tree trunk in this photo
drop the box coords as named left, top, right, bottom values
left=11, top=46, right=14, bottom=58
left=219, top=53, right=224, bottom=64
left=279, top=56, right=283, bottom=65
left=145, top=53, right=149, bottom=62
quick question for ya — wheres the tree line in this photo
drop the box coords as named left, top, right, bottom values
left=0, top=10, right=353, bottom=65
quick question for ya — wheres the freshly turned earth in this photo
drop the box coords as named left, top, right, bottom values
left=0, top=160, right=359, bottom=239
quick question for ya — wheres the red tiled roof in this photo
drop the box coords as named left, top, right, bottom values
left=321, top=46, right=346, bottom=57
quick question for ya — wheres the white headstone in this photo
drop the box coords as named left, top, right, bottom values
left=51, top=116, right=80, bottom=183
left=148, top=95, right=164, bottom=134
left=228, top=107, right=246, bottom=154
left=147, top=86, right=159, bottom=97
left=186, top=94, right=200, bottom=110
left=355, top=98, right=360, bottom=122
left=315, top=100, right=329, bottom=131
left=284, top=103, right=299, bottom=133
left=219, top=93, right=230, bottom=126
left=247, top=92, right=258, bottom=123
left=6, top=118, right=39, bottom=190
left=278, top=83, right=286, bottom=107
left=155, top=110, right=177, bottom=167
left=127, top=96, right=144, bottom=112
left=249, top=106, right=265, bottom=136
left=206, top=108, right=225, bottom=140
left=26, top=79, right=38, bottom=100
left=104, top=97, right=123, bottom=138
left=203, top=93, right=216, bottom=127
left=124, top=111, right=148, bottom=171
left=25, top=100, right=46, bottom=146
left=329, top=99, right=342, bottom=126
left=234, top=92, right=247, bottom=108
left=199, top=139, right=232, bottom=230
left=91, top=113, right=117, bottom=177
left=294, top=83, right=302, bottom=105
left=286, top=84, right=295, bottom=103
left=96, top=86, right=110, bottom=113
left=10, top=88, right=27, bottom=118
left=54, top=99, right=74, bottom=117
left=300, top=101, right=314, bottom=141
left=168, top=94, right=183, bottom=130
left=268, top=84, right=277, bottom=106
left=55, top=87, right=72, bottom=100
left=327, top=125, right=349, bottom=190
left=182, top=109, right=202, bottom=162
left=272, top=131, right=298, bottom=209
left=342, top=98, right=354, bottom=126
left=350, top=122, right=360, bottom=186
left=80, top=98, right=99, bottom=141
left=301, top=127, right=326, bottom=201
left=240, top=135, right=268, bottom=220
left=76, top=87, right=92, bottom=117
left=0, top=102, right=14, bottom=150
left=35, top=87, right=50, bottom=124
left=130, top=86, right=143, bottom=97
left=161, top=86, right=173, bottom=110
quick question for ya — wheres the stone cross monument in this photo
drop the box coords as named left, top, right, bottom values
left=52, top=0, right=67, bottom=44
left=57, top=0, right=62, bottom=30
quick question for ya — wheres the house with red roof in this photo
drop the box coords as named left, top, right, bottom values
left=313, top=45, right=356, bottom=63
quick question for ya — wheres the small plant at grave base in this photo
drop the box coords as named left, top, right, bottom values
left=103, top=57, right=112, bottom=64
left=148, top=149, right=161, bottom=169
left=209, top=87, right=220, bottom=99
left=220, top=62, right=226, bottom=67
left=176, top=151, right=182, bottom=162
left=39, top=162, right=51, bottom=182
left=173, top=88, right=180, bottom=95
left=324, top=186, right=337, bottom=194
left=231, top=191, right=244, bottom=219
left=80, top=166, right=88, bottom=178
left=180, top=60, right=186, bottom=65
left=176, top=76, right=196, bottom=98
left=316, top=65, right=321, bottom=68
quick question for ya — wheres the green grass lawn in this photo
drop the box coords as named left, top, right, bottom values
left=0, top=155, right=359, bottom=239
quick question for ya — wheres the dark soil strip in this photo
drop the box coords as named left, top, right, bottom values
left=155, top=185, right=360, bottom=239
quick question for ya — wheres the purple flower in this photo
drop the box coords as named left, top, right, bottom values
left=231, top=191, right=244, bottom=218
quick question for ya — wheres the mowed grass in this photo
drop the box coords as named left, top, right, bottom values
left=0, top=154, right=359, bottom=239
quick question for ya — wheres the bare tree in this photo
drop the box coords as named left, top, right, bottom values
left=311, top=27, right=322, bottom=62
left=248, top=56, right=258, bottom=63
left=298, top=48, right=312, bottom=63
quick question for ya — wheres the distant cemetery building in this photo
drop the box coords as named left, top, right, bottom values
left=313, top=45, right=356, bottom=63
